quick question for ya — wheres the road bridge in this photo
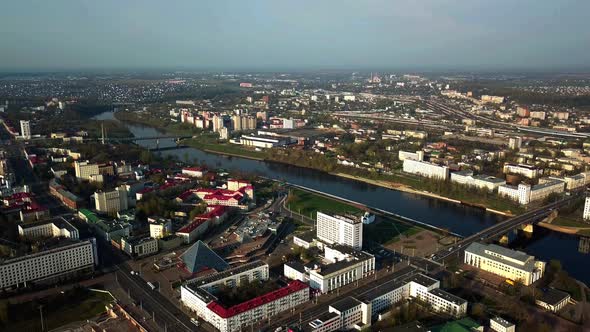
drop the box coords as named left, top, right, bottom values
left=431, top=195, right=580, bottom=263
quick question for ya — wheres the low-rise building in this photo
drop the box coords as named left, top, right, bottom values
left=18, top=217, right=79, bottom=240
left=398, top=150, right=424, bottom=161
left=502, top=163, right=542, bottom=179
left=464, top=242, right=545, bottom=286
left=121, top=236, right=158, bottom=258
left=182, top=167, right=206, bottom=178
left=490, top=316, right=515, bottom=332
left=307, top=270, right=467, bottom=332
left=536, top=288, right=570, bottom=313
left=450, top=170, right=506, bottom=192
left=49, top=178, right=82, bottom=210
left=239, top=135, right=290, bottom=148
left=181, top=261, right=306, bottom=332
left=148, top=217, right=172, bottom=239
left=307, top=245, right=375, bottom=293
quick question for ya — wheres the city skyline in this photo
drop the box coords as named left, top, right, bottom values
left=1, top=0, right=589, bottom=71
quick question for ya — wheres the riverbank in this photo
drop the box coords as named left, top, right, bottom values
left=113, top=111, right=519, bottom=217
left=331, top=172, right=516, bottom=217
left=187, top=138, right=518, bottom=217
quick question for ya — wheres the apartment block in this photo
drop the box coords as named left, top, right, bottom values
left=316, top=212, right=363, bottom=250
left=403, top=159, right=449, bottom=180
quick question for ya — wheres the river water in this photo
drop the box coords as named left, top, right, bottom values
left=94, top=111, right=590, bottom=284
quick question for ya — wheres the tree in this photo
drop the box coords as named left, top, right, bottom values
left=189, top=203, right=207, bottom=220
left=140, top=150, right=153, bottom=164
left=470, top=303, right=485, bottom=320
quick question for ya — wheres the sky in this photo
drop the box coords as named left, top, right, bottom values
left=0, top=0, right=589, bottom=71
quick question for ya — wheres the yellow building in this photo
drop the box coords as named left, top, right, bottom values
left=464, top=242, right=545, bottom=286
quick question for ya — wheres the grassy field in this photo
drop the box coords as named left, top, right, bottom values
left=0, top=288, right=113, bottom=332
left=286, top=188, right=364, bottom=217
left=553, top=216, right=590, bottom=228
left=286, top=188, right=423, bottom=245
left=364, top=218, right=423, bottom=245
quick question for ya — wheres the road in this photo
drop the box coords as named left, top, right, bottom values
left=432, top=195, right=580, bottom=263
left=116, top=262, right=198, bottom=332
left=266, top=265, right=418, bottom=330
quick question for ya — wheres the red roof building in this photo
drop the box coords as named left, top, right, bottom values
left=206, top=281, right=308, bottom=318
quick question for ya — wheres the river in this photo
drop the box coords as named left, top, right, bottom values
left=94, top=111, right=590, bottom=285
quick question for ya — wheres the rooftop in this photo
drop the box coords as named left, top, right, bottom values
left=179, top=240, right=229, bottom=274
left=186, top=260, right=267, bottom=290
left=429, top=288, right=467, bottom=306
left=491, top=316, right=514, bottom=328
left=538, top=288, right=570, bottom=306
left=329, top=297, right=362, bottom=313
left=409, top=274, right=439, bottom=288
left=465, top=242, right=540, bottom=272
left=206, top=280, right=308, bottom=319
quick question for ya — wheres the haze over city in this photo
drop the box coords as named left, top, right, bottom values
left=1, top=0, right=590, bottom=71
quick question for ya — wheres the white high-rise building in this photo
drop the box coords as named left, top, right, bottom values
left=20, top=120, right=31, bottom=139
left=583, top=197, right=590, bottom=221
left=316, top=212, right=363, bottom=250
left=508, top=137, right=522, bottom=150
left=74, top=160, right=100, bottom=180
left=94, top=186, right=128, bottom=215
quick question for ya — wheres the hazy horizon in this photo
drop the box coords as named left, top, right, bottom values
left=1, top=0, right=589, bottom=72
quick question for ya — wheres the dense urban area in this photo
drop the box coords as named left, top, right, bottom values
left=1, top=71, right=590, bottom=332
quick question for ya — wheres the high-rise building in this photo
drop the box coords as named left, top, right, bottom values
left=583, top=197, right=590, bottom=221
left=94, top=186, right=128, bottom=215
left=74, top=160, right=100, bottom=180
left=508, top=137, right=522, bottom=150
left=231, top=114, right=242, bottom=131
left=212, top=115, right=224, bottom=133
left=20, top=120, right=31, bottom=139
left=219, top=127, right=230, bottom=140
left=316, top=212, right=363, bottom=250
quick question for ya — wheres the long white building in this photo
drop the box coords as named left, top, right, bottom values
left=308, top=271, right=467, bottom=332
left=18, top=217, right=79, bottom=240
left=0, top=239, right=97, bottom=290
left=498, top=180, right=565, bottom=205
left=316, top=212, right=363, bottom=250
left=181, top=261, right=307, bottom=332
left=464, top=242, right=545, bottom=286
left=450, top=170, right=506, bottom=192
left=398, top=150, right=424, bottom=162
left=239, top=135, right=289, bottom=148
left=403, top=159, right=449, bottom=180
left=502, top=163, right=542, bottom=179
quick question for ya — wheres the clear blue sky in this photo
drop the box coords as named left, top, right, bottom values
left=1, top=0, right=588, bottom=71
